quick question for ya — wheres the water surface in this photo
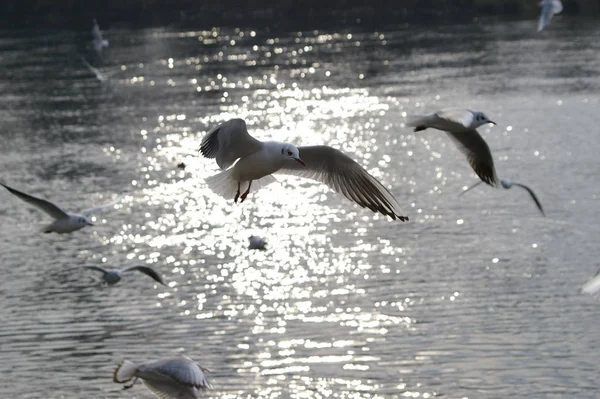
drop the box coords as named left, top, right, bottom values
left=1, top=18, right=599, bottom=399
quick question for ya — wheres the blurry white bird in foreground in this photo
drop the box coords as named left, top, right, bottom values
left=0, top=181, right=122, bottom=234
left=248, top=235, right=267, bottom=250
left=459, top=178, right=545, bottom=216
left=581, top=270, right=600, bottom=296
left=406, top=108, right=498, bottom=187
left=83, top=265, right=165, bottom=286
left=114, top=355, right=211, bottom=399
left=538, top=0, right=563, bottom=32
left=200, top=118, right=408, bottom=221
left=91, top=18, right=109, bottom=54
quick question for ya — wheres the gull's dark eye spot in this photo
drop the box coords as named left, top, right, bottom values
left=287, top=151, right=292, bottom=156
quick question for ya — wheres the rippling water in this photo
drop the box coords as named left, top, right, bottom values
left=1, top=18, right=600, bottom=398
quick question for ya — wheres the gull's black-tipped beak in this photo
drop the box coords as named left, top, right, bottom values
left=87, top=222, right=95, bottom=226
left=489, top=121, right=496, bottom=125
left=294, top=157, right=305, bottom=166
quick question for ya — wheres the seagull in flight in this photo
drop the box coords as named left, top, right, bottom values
left=83, top=265, right=165, bottom=286
left=538, top=0, right=563, bottom=32
left=248, top=235, right=267, bottom=250
left=199, top=118, right=408, bottom=221
left=581, top=269, right=600, bottom=296
left=406, top=108, right=498, bottom=187
left=0, top=182, right=122, bottom=233
left=91, top=18, right=109, bottom=54
left=114, top=355, right=211, bottom=398
left=459, top=178, right=545, bottom=216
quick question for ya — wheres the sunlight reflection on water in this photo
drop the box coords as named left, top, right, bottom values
left=1, top=19, right=600, bottom=399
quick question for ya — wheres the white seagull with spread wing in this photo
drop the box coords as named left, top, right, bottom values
left=406, top=107, right=498, bottom=187
left=83, top=265, right=165, bottom=286
left=114, top=355, right=211, bottom=399
left=199, top=118, right=408, bottom=221
left=0, top=182, right=122, bottom=234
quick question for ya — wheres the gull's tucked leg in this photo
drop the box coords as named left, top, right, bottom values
left=234, top=181, right=241, bottom=203
left=123, top=377, right=138, bottom=389
left=240, top=181, right=253, bottom=203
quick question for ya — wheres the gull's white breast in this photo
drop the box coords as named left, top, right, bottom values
left=232, top=145, right=285, bottom=181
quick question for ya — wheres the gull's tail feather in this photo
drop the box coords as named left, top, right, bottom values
left=206, top=169, right=276, bottom=200
left=205, top=169, right=239, bottom=199
left=405, top=115, right=428, bottom=132
left=114, top=360, right=138, bottom=383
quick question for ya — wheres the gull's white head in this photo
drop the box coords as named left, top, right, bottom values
left=78, top=216, right=94, bottom=227
left=280, top=143, right=305, bottom=166
left=472, top=111, right=496, bottom=128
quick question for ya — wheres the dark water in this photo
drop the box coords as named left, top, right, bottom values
left=1, top=17, right=599, bottom=399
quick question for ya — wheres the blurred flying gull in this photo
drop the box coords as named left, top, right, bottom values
left=114, top=355, right=211, bottom=398
left=199, top=118, right=408, bottom=221
left=538, top=0, right=563, bottom=32
left=248, top=235, right=267, bottom=250
left=581, top=269, right=600, bottom=296
left=91, top=18, right=109, bottom=54
left=83, top=265, right=165, bottom=286
left=459, top=178, right=545, bottom=216
left=406, top=108, right=498, bottom=187
left=0, top=181, right=122, bottom=234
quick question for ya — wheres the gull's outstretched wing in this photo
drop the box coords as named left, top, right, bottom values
left=83, top=265, right=110, bottom=274
left=277, top=146, right=408, bottom=221
left=92, top=19, right=104, bottom=42
left=122, top=265, right=166, bottom=285
left=538, top=0, right=563, bottom=31
left=80, top=55, right=107, bottom=81
left=80, top=194, right=123, bottom=217
left=199, top=118, right=264, bottom=170
left=446, top=130, right=498, bottom=187
left=0, top=182, right=69, bottom=219
left=139, top=356, right=211, bottom=390
left=582, top=270, right=600, bottom=296
left=406, top=108, right=474, bottom=132
left=458, top=180, right=484, bottom=197
left=512, top=182, right=545, bottom=216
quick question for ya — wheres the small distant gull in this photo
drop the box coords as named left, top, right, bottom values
left=199, top=118, right=408, bottom=221
left=80, top=55, right=107, bottom=81
left=538, top=0, right=563, bottom=32
left=114, top=355, right=211, bottom=399
left=406, top=108, right=498, bottom=187
left=459, top=178, right=545, bottom=216
left=0, top=181, right=122, bottom=234
left=91, top=18, right=109, bottom=54
left=248, top=235, right=267, bottom=250
left=83, top=265, right=165, bottom=286
left=581, top=269, right=600, bottom=296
